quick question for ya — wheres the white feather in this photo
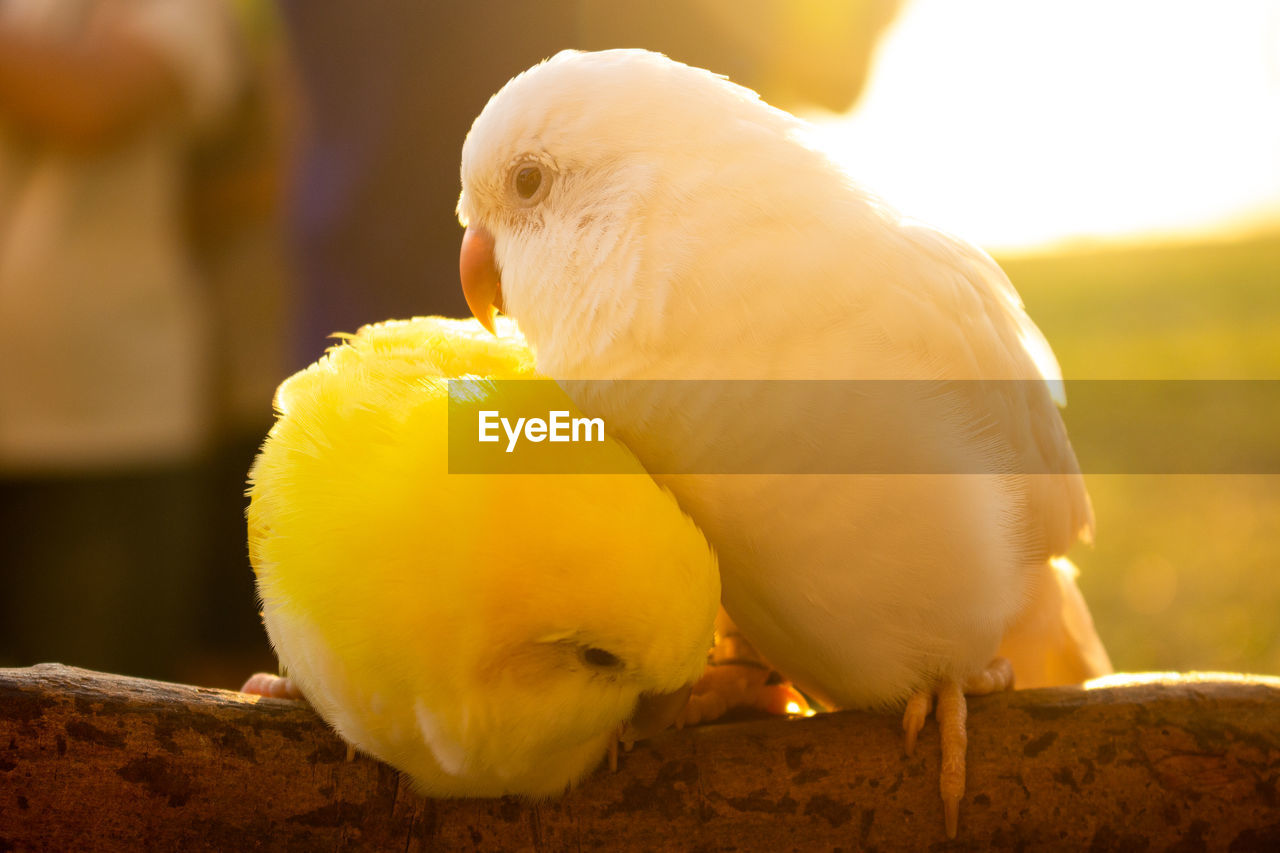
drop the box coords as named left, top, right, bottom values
left=459, top=49, right=1109, bottom=707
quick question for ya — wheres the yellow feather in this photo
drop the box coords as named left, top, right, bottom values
left=248, top=316, right=718, bottom=796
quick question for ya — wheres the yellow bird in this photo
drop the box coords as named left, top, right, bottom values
left=242, top=316, right=719, bottom=797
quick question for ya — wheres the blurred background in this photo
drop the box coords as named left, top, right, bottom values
left=0, top=0, right=1275, bottom=687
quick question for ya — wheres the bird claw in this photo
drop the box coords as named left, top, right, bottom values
left=944, top=794, right=961, bottom=840
left=901, top=657, right=1013, bottom=839
left=240, top=672, right=305, bottom=701
left=902, top=690, right=934, bottom=757
left=676, top=662, right=810, bottom=728
left=936, top=679, right=968, bottom=840
left=963, top=656, right=1015, bottom=694
left=605, top=721, right=640, bottom=774
left=678, top=618, right=812, bottom=728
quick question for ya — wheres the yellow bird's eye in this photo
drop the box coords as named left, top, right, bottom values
left=581, top=646, right=623, bottom=669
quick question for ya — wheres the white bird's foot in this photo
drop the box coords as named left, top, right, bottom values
left=240, top=672, right=305, bottom=700
left=677, top=661, right=811, bottom=727
left=676, top=622, right=811, bottom=727
left=902, top=657, right=1014, bottom=839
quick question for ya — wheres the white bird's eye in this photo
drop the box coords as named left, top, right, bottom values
left=580, top=646, right=623, bottom=669
left=511, top=162, right=549, bottom=204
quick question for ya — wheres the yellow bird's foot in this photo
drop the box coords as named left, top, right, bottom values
left=240, top=672, right=305, bottom=700
left=606, top=726, right=629, bottom=772
left=902, top=657, right=1014, bottom=839
left=241, top=674, right=357, bottom=762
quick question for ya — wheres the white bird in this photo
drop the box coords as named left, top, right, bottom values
left=456, top=49, right=1111, bottom=836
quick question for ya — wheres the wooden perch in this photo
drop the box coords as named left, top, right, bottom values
left=2, top=665, right=1278, bottom=851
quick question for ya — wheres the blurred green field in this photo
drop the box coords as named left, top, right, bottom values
left=998, top=231, right=1280, bottom=676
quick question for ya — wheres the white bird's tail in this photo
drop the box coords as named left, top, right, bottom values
left=998, top=557, right=1113, bottom=688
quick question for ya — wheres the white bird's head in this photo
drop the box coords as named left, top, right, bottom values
left=457, top=49, right=830, bottom=373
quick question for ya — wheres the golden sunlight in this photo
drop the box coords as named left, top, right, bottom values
left=806, top=0, right=1280, bottom=252
left=1084, top=672, right=1280, bottom=690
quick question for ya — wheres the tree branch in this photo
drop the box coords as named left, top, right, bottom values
left=2, top=664, right=1278, bottom=850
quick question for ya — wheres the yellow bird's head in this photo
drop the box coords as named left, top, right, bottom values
left=248, top=316, right=719, bottom=797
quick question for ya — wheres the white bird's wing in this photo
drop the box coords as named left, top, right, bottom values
left=998, top=557, right=1114, bottom=686
left=888, top=221, right=1095, bottom=558
left=886, top=224, right=1110, bottom=683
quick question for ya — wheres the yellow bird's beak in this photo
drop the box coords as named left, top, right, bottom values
left=459, top=225, right=503, bottom=334
left=619, top=684, right=694, bottom=745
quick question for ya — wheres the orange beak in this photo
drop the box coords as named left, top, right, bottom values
left=459, top=225, right=503, bottom=334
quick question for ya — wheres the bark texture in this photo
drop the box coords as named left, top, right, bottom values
left=1, top=664, right=1278, bottom=851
